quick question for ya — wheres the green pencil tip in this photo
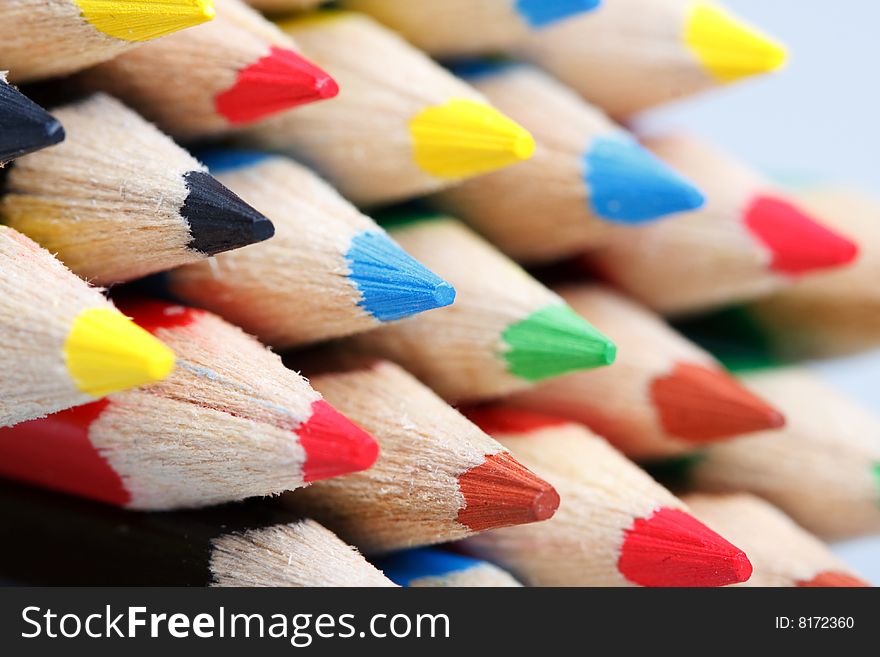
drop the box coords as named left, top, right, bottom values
left=501, top=304, right=616, bottom=382
left=873, top=463, right=880, bottom=500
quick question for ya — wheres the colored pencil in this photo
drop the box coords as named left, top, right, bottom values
left=0, top=0, right=215, bottom=82
left=507, top=284, right=784, bottom=459
left=340, top=0, right=601, bottom=56
left=651, top=367, right=880, bottom=540
left=284, top=358, right=559, bottom=553
left=0, top=228, right=175, bottom=427
left=0, top=480, right=393, bottom=587
left=743, top=186, right=880, bottom=359
left=515, top=0, right=787, bottom=118
left=77, top=0, right=338, bottom=139
left=0, top=300, right=379, bottom=510
left=343, top=214, right=616, bottom=402
left=1, top=94, right=274, bottom=285
left=457, top=406, right=753, bottom=587
left=0, top=73, right=65, bottom=165
left=246, top=0, right=325, bottom=12
left=375, top=549, right=522, bottom=587
left=430, top=62, right=705, bottom=263
left=683, top=493, right=871, bottom=588
left=588, top=135, right=859, bottom=315
left=167, top=151, right=454, bottom=348
left=240, top=11, right=536, bottom=206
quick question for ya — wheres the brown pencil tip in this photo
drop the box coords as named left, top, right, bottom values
left=456, top=451, right=559, bottom=531
left=798, top=571, right=871, bottom=587
left=651, top=362, right=785, bottom=443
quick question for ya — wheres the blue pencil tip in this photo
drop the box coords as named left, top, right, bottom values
left=516, top=0, right=602, bottom=28
left=584, top=135, right=705, bottom=224
left=375, top=549, right=482, bottom=587
left=193, top=148, right=273, bottom=174
left=346, top=231, right=456, bottom=322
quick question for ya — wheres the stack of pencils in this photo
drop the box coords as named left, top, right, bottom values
left=0, top=0, right=875, bottom=588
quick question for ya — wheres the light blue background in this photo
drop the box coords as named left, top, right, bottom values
left=636, top=0, right=879, bottom=583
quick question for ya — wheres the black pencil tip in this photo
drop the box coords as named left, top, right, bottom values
left=0, top=82, right=65, bottom=163
left=181, top=170, right=275, bottom=256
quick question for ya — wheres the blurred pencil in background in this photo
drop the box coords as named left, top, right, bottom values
left=516, top=0, right=787, bottom=118
left=0, top=480, right=393, bottom=587
left=284, top=359, right=559, bottom=553
left=0, top=300, right=378, bottom=509
left=342, top=214, right=616, bottom=402
left=736, top=186, right=880, bottom=360
left=458, top=406, right=753, bottom=587
left=0, top=0, right=215, bottom=82
left=241, top=11, right=536, bottom=206
left=588, top=135, right=859, bottom=315
left=507, top=284, right=782, bottom=459
left=650, top=367, right=880, bottom=540
left=340, top=0, right=601, bottom=56
left=1, top=95, right=274, bottom=285
left=0, top=228, right=174, bottom=427
left=374, top=548, right=522, bottom=587
left=0, top=73, right=65, bottom=165
left=683, top=493, right=870, bottom=587
left=431, top=62, right=704, bottom=263
left=246, top=0, right=325, bottom=13
left=167, top=151, right=454, bottom=348
left=77, top=0, right=337, bottom=139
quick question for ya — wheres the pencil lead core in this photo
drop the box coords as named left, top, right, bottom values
left=651, top=362, right=785, bottom=442
left=214, top=47, right=339, bottom=125
left=502, top=304, right=616, bottom=381
left=181, top=171, right=275, bottom=256
left=409, top=99, right=535, bottom=178
left=64, top=308, right=176, bottom=397
left=684, top=1, right=787, bottom=83
left=585, top=136, right=705, bottom=223
left=457, top=452, right=560, bottom=531
left=74, top=0, right=216, bottom=43
left=346, top=230, right=455, bottom=322
left=618, top=506, right=753, bottom=587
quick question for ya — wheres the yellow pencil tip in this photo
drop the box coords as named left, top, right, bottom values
left=64, top=308, right=176, bottom=397
left=685, top=2, right=788, bottom=83
left=75, top=0, right=216, bottom=43
left=409, top=98, right=536, bottom=179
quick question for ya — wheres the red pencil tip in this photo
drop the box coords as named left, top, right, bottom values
left=215, top=46, right=339, bottom=125
left=298, top=400, right=379, bottom=482
left=745, top=195, right=859, bottom=276
left=456, top=451, right=560, bottom=531
left=797, top=571, right=871, bottom=587
left=651, top=362, right=786, bottom=443
left=461, top=405, right=569, bottom=436
left=618, top=507, right=753, bottom=587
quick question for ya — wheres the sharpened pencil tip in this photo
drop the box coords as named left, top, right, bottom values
left=585, top=136, right=705, bottom=223
left=214, top=47, right=339, bottom=125
left=502, top=303, right=616, bottom=382
left=346, top=230, right=456, bottom=322
left=298, top=400, right=379, bottom=482
left=744, top=195, right=859, bottom=276
left=64, top=308, right=176, bottom=397
left=75, top=0, right=216, bottom=43
left=651, top=362, right=785, bottom=443
left=797, top=571, right=871, bottom=587
left=618, top=507, right=753, bottom=587
left=410, top=98, right=535, bottom=178
left=181, top=171, right=275, bottom=256
left=0, top=83, right=66, bottom=162
left=516, top=0, right=603, bottom=29
left=684, top=1, right=787, bottom=83
left=457, top=451, right=560, bottom=531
